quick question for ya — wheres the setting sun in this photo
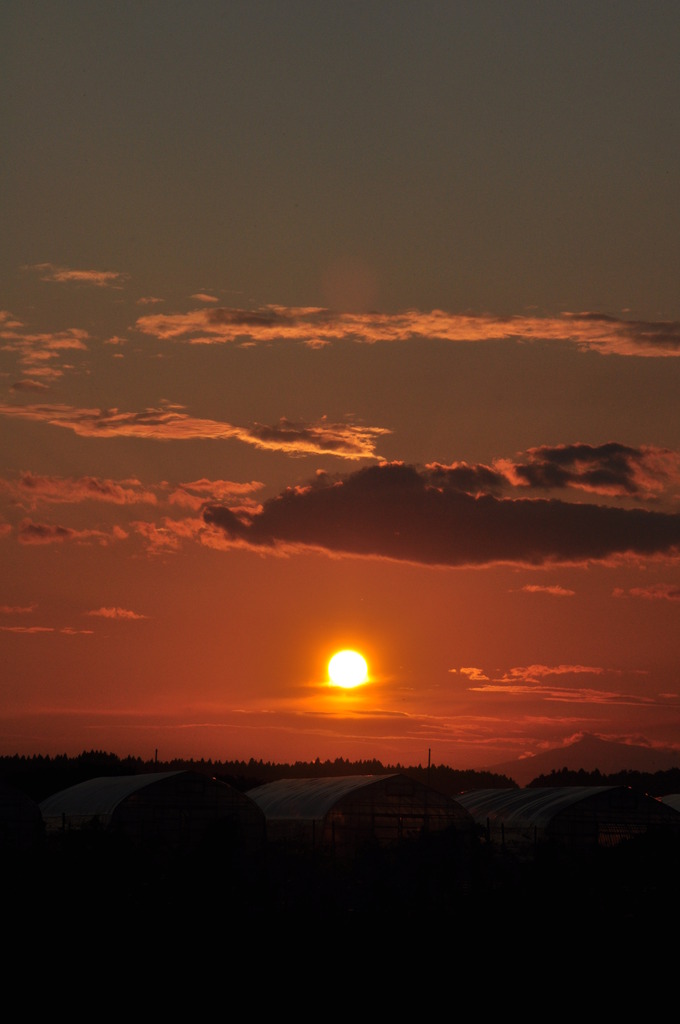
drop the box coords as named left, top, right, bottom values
left=328, top=650, right=369, bottom=689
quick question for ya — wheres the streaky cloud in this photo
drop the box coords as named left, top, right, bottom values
left=86, top=607, right=148, bottom=619
left=17, top=518, right=126, bottom=546
left=167, top=478, right=264, bottom=510
left=0, top=625, right=53, bottom=633
left=134, top=305, right=680, bottom=356
left=519, top=584, right=575, bottom=596
left=0, top=403, right=388, bottom=460
left=499, top=664, right=610, bottom=682
left=3, top=471, right=158, bottom=507
left=10, top=379, right=50, bottom=392
left=613, top=583, right=680, bottom=602
left=21, top=263, right=129, bottom=288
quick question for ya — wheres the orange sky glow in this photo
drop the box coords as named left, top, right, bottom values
left=2, top=2, right=680, bottom=771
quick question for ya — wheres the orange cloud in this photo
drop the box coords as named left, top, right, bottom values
left=519, top=584, right=575, bottom=596
left=22, top=263, right=129, bottom=287
left=452, top=667, right=490, bottom=682
left=86, top=607, right=148, bottom=619
left=1, top=316, right=89, bottom=374
left=0, top=403, right=389, bottom=460
left=465, top=664, right=664, bottom=707
left=0, top=625, right=53, bottom=633
left=471, top=684, right=658, bottom=706
left=10, top=379, right=50, bottom=392
left=167, top=478, right=264, bottom=510
left=134, top=305, right=680, bottom=356
left=613, top=583, right=680, bottom=602
left=17, top=519, right=127, bottom=546
left=499, top=664, right=609, bottom=682
left=1, top=311, right=90, bottom=385
left=3, top=472, right=158, bottom=508
left=130, top=516, right=205, bottom=554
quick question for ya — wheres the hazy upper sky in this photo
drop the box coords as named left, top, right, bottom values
left=2, top=1, right=680, bottom=770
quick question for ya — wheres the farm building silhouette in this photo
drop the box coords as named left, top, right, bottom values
left=247, top=772, right=475, bottom=854
left=457, top=786, right=680, bottom=854
left=39, top=770, right=265, bottom=851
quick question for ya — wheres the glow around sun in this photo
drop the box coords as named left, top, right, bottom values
left=328, top=649, right=368, bottom=689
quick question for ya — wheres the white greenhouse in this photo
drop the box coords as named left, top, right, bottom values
left=457, top=785, right=680, bottom=852
left=39, top=770, right=265, bottom=850
left=248, top=772, right=475, bottom=854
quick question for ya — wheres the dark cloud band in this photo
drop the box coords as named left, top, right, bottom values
left=203, top=462, right=680, bottom=567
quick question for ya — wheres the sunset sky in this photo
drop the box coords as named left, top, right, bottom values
left=2, top=2, right=680, bottom=771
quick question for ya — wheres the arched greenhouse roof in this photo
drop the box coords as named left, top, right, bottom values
left=456, top=786, right=647, bottom=830
left=457, top=786, right=680, bottom=852
left=248, top=774, right=400, bottom=822
left=39, top=771, right=186, bottom=822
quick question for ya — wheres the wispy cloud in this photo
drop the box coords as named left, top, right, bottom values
left=1, top=312, right=89, bottom=379
left=86, top=607, right=148, bottom=619
left=498, top=664, right=610, bottom=682
left=130, top=516, right=205, bottom=554
left=519, top=584, right=575, bottom=597
left=17, top=519, right=127, bottom=546
left=204, top=461, right=680, bottom=568
left=463, top=664, right=665, bottom=708
left=10, top=379, right=50, bottom=393
left=0, top=625, right=53, bottom=633
left=167, top=478, right=264, bottom=510
left=134, top=305, right=680, bottom=356
left=0, top=403, right=389, bottom=460
left=613, top=583, right=680, bottom=602
left=0, top=625, right=93, bottom=635
left=451, top=667, right=490, bottom=683
left=2, top=472, right=158, bottom=508
left=22, top=263, right=129, bottom=288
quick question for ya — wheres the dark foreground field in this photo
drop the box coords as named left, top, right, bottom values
left=6, top=822, right=680, bottom=929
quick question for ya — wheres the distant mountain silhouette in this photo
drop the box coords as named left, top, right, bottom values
left=484, top=733, right=680, bottom=786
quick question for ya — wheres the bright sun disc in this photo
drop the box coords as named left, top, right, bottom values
left=328, top=649, right=368, bottom=689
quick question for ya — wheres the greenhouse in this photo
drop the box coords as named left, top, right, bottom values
left=456, top=786, right=680, bottom=852
left=39, top=770, right=265, bottom=850
left=247, top=772, right=475, bottom=854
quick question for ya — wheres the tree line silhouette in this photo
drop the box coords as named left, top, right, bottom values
left=3, top=751, right=680, bottom=803
left=0, top=750, right=519, bottom=802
